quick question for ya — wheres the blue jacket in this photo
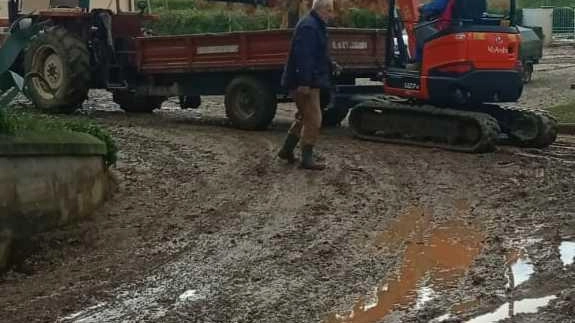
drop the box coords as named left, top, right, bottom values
left=420, top=0, right=450, bottom=17
left=281, top=10, right=333, bottom=90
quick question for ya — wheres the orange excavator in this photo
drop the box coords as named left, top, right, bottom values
left=213, top=0, right=558, bottom=152
left=347, top=0, right=557, bottom=152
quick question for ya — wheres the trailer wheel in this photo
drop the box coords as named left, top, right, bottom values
left=179, top=96, right=202, bottom=109
left=113, top=92, right=165, bottom=113
left=522, top=62, right=533, bottom=84
left=24, top=26, right=90, bottom=113
left=322, top=106, right=350, bottom=127
left=225, top=76, right=277, bottom=130
left=320, top=89, right=349, bottom=127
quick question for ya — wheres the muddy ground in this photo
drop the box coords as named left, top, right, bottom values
left=1, top=46, right=575, bottom=323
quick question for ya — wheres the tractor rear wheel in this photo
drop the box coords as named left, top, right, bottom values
left=24, top=26, right=90, bottom=113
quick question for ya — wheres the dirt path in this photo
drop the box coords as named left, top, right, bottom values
left=1, top=47, right=574, bottom=323
left=516, top=45, right=575, bottom=109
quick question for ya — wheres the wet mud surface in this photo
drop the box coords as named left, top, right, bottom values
left=1, top=47, right=575, bottom=323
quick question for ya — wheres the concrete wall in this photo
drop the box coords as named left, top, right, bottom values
left=0, top=133, right=113, bottom=270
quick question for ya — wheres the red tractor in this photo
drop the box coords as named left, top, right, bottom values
left=5, top=0, right=153, bottom=112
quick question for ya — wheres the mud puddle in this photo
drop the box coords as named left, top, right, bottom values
left=464, top=295, right=557, bottom=323
left=324, top=205, right=484, bottom=323
left=432, top=238, right=575, bottom=322
left=431, top=295, right=559, bottom=323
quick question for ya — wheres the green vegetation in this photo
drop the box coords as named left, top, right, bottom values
left=548, top=102, right=575, bottom=124
left=338, top=8, right=387, bottom=29
left=145, top=0, right=387, bottom=35
left=148, top=9, right=281, bottom=34
left=0, top=109, right=118, bottom=166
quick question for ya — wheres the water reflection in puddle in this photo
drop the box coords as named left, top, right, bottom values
left=505, top=250, right=534, bottom=289
left=560, top=241, right=575, bottom=267
left=324, top=206, right=484, bottom=323
left=438, top=239, right=572, bottom=322
left=414, top=286, right=436, bottom=310
left=464, top=295, right=557, bottom=323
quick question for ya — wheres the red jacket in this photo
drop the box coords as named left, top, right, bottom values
left=437, top=0, right=456, bottom=30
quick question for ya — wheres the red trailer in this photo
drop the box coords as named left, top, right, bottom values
left=3, top=3, right=386, bottom=129
left=112, top=27, right=387, bottom=128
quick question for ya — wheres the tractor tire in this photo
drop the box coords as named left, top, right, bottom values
left=113, top=91, right=165, bottom=113
left=225, top=76, right=277, bottom=130
left=24, top=26, right=90, bottom=113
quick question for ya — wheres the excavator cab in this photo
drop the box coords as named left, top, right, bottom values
left=384, top=0, right=523, bottom=106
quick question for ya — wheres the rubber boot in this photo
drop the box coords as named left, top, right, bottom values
left=300, top=145, right=326, bottom=170
left=277, top=133, right=299, bottom=164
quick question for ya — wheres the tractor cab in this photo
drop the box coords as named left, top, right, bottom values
left=384, top=0, right=523, bottom=105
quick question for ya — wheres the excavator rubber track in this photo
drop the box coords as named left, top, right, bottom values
left=348, top=98, right=501, bottom=153
left=471, top=104, right=558, bottom=149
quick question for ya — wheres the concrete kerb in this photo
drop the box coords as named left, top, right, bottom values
left=0, top=131, right=113, bottom=272
left=0, top=131, right=107, bottom=156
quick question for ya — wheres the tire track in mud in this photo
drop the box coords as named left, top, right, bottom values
left=47, top=117, right=324, bottom=322
left=1, top=111, right=575, bottom=323
left=0, top=116, right=284, bottom=323
left=295, top=137, right=575, bottom=323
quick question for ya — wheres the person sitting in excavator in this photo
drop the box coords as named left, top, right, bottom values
left=411, top=0, right=456, bottom=67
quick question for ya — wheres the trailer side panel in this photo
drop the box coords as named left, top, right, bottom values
left=134, top=28, right=386, bottom=76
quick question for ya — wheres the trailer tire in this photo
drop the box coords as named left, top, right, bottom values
left=322, top=105, right=350, bottom=127
left=24, top=26, right=90, bottom=113
left=179, top=95, right=202, bottom=109
left=225, top=76, right=277, bottom=130
left=320, top=89, right=349, bottom=127
left=113, top=92, right=165, bottom=113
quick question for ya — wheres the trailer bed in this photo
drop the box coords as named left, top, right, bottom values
left=134, top=28, right=386, bottom=76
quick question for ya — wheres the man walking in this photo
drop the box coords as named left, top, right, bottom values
left=277, top=0, right=335, bottom=170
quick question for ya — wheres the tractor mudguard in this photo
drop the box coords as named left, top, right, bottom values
left=0, top=21, right=43, bottom=76
left=0, top=20, right=44, bottom=104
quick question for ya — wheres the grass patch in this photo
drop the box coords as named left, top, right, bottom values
left=548, top=102, right=575, bottom=123
left=0, top=109, right=118, bottom=167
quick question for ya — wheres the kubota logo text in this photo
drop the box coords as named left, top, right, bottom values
left=488, top=46, right=508, bottom=54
